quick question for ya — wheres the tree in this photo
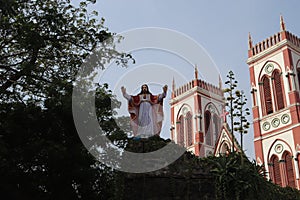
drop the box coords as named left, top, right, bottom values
left=0, top=85, right=131, bottom=199
left=205, top=152, right=300, bottom=200
left=0, top=0, right=130, bottom=102
left=0, top=0, right=131, bottom=199
left=223, top=71, right=250, bottom=152
left=223, top=71, right=238, bottom=152
left=233, top=90, right=250, bottom=151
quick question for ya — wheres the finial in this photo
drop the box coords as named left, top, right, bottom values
left=280, top=15, right=286, bottom=31
left=194, top=65, right=198, bottom=80
left=248, top=32, right=253, bottom=50
left=172, top=77, right=175, bottom=92
left=218, top=74, right=222, bottom=89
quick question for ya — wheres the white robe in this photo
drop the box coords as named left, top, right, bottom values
left=123, top=92, right=165, bottom=138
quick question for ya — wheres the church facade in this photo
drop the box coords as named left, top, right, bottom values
left=169, top=68, right=240, bottom=157
left=170, top=16, right=300, bottom=190
left=247, top=16, right=300, bottom=189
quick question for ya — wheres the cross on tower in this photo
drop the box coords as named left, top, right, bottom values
left=220, top=108, right=229, bottom=123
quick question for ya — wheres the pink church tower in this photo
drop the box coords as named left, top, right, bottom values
left=247, top=16, right=300, bottom=189
left=170, top=67, right=224, bottom=157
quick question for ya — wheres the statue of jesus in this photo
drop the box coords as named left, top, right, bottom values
left=121, top=84, right=168, bottom=138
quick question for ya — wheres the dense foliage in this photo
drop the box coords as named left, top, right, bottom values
left=122, top=138, right=300, bottom=200
left=1, top=0, right=300, bottom=199
left=0, top=0, right=129, bottom=102
left=0, top=86, right=124, bottom=199
left=0, top=0, right=128, bottom=199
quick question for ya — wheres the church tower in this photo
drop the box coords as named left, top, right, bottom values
left=170, top=67, right=224, bottom=157
left=247, top=16, right=300, bottom=189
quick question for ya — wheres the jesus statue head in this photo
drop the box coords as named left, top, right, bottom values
left=139, top=84, right=151, bottom=95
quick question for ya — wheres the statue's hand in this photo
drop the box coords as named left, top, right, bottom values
left=163, top=85, right=168, bottom=93
left=121, top=86, right=126, bottom=94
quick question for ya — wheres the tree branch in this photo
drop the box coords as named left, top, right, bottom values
left=0, top=48, right=39, bottom=93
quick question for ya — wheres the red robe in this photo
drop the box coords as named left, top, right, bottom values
left=127, top=94, right=164, bottom=137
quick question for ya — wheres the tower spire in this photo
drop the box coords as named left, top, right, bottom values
left=172, top=77, right=175, bottom=92
left=218, top=74, right=222, bottom=89
left=171, top=77, right=176, bottom=98
left=194, top=65, right=198, bottom=80
left=280, top=15, right=286, bottom=31
left=248, top=32, right=253, bottom=50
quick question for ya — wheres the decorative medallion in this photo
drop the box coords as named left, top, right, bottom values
left=271, top=118, right=280, bottom=128
left=275, top=144, right=283, bottom=154
left=265, top=64, right=274, bottom=74
left=281, top=114, right=290, bottom=124
left=262, top=121, right=271, bottom=131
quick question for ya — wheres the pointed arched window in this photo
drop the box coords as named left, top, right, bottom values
left=213, top=114, right=221, bottom=144
left=220, top=142, right=230, bottom=155
left=178, top=115, right=184, bottom=146
left=283, top=151, right=295, bottom=188
left=204, top=111, right=213, bottom=146
left=262, top=76, right=273, bottom=115
left=273, top=71, right=284, bottom=110
left=271, top=155, right=282, bottom=186
left=186, top=112, right=193, bottom=146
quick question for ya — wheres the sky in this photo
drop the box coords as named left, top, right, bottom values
left=77, top=0, right=300, bottom=159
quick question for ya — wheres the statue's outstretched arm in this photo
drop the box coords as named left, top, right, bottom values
left=158, top=85, right=168, bottom=101
left=121, top=86, right=131, bottom=101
